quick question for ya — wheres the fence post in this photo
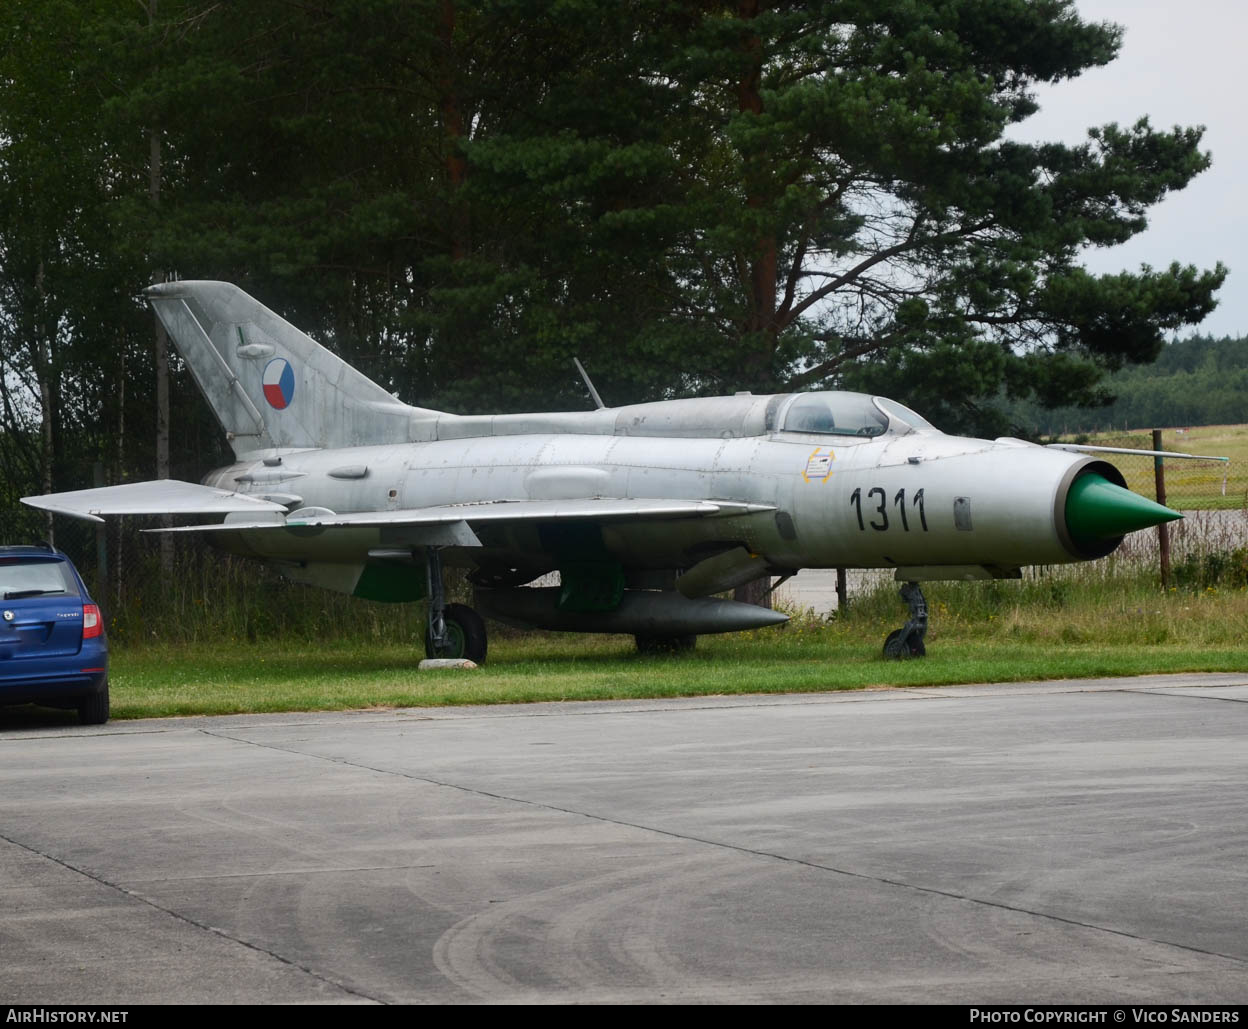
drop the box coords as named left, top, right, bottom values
left=1152, top=429, right=1171, bottom=589
left=93, top=462, right=110, bottom=619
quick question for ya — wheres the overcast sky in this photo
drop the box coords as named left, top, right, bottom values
left=1009, top=0, right=1246, bottom=338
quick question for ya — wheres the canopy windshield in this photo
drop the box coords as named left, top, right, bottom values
left=873, top=397, right=937, bottom=431
left=782, top=392, right=889, bottom=437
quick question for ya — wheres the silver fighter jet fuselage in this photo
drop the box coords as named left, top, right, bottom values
left=24, top=281, right=1182, bottom=662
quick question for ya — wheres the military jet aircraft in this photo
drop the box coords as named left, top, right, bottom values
left=24, top=280, right=1185, bottom=663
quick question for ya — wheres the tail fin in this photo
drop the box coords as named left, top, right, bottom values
left=146, top=280, right=441, bottom=456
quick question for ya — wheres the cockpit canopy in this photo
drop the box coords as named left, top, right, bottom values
left=780, top=392, right=936, bottom=436
left=450, top=389, right=939, bottom=441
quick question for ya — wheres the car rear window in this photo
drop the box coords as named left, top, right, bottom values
left=0, top=557, right=79, bottom=599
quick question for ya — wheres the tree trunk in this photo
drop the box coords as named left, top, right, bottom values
left=33, top=259, right=54, bottom=544
left=141, top=0, right=173, bottom=578
left=733, top=0, right=775, bottom=609
left=736, top=0, right=779, bottom=391
left=154, top=265, right=171, bottom=570
left=148, top=3, right=173, bottom=574
left=438, top=0, right=470, bottom=261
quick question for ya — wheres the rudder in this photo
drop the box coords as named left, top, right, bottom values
left=146, top=280, right=439, bottom=456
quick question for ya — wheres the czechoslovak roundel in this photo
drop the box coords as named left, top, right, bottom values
left=262, top=358, right=295, bottom=410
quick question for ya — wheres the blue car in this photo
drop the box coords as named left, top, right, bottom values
left=0, top=544, right=109, bottom=725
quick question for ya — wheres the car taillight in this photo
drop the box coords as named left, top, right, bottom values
left=82, top=603, right=102, bottom=639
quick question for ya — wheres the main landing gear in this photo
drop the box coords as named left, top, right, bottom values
left=424, top=548, right=488, bottom=664
left=883, top=581, right=928, bottom=659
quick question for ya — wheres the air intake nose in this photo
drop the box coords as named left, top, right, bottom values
left=1064, top=473, right=1181, bottom=553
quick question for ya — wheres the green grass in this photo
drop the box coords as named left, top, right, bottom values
left=71, top=573, right=1247, bottom=720
left=5, top=552, right=1243, bottom=727
left=94, top=636, right=1245, bottom=722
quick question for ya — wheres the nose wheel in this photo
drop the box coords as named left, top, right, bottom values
left=883, top=581, right=927, bottom=659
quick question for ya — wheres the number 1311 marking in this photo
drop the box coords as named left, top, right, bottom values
left=850, top=487, right=927, bottom=532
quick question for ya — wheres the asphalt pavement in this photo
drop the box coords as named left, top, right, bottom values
left=3, top=673, right=1248, bottom=1004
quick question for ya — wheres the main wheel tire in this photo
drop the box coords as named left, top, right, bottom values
left=78, top=681, right=110, bottom=725
left=883, top=629, right=926, bottom=659
left=634, top=633, right=697, bottom=655
left=425, top=603, right=488, bottom=664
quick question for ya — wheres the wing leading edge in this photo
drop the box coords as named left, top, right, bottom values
left=21, top=480, right=289, bottom=524
left=148, top=497, right=776, bottom=539
left=23, top=480, right=774, bottom=534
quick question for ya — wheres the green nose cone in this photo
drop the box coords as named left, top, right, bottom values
left=1066, top=473, right=1182, bottom=549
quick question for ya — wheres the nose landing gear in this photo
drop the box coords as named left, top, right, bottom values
left=883, top=581, right=927, bottom=659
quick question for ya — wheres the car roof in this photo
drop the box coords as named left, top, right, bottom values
left=0, top=543, right=68, bottom=560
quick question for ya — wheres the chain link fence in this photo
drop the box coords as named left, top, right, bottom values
left=1084, top=430, right=1243, bottom=510
left=1070, top=429, right=1245, bottom=590
left=11, top=514, right=427, bottom=648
